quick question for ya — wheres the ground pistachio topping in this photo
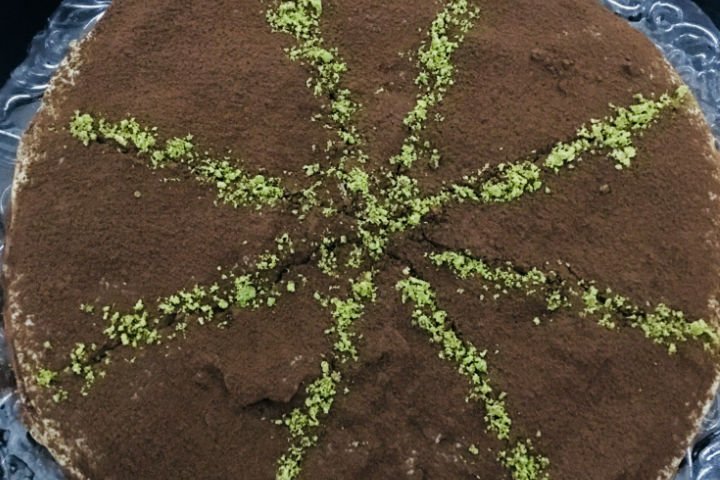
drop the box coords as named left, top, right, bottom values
left=397, top=274, right=550, bottom=480
left=275, top=272, right=376, bottom=480
left=544, top=86, right=689, bottom=172
left=432, top=86, right=690, bottom=206
left=430, top=249, right=720, bottom=353
left=38, top=238, right=298, bottom=398
left=390, top=0, right=480, bottom=169
left=69, top=112, right=284, bottom=208
left=267, top=0, right=366, bottom=164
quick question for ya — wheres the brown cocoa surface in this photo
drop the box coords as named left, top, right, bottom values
left=4, top=0, right=720, bottom=479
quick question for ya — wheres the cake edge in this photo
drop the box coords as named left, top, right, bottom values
left=660, top=370, right=720, bottom=480
left=4, top=37, right=93, bottom=480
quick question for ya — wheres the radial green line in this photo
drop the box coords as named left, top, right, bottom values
left=429, top=249, right=720, bottom=353
left=396, top=273, right=550, bottom=480
left=390, top=0, right=480, bottom=170
left=69, top=112, right=285, bottom=209
left=266, top=0, right=367, bottom=169
left=274, top=272, right=376, bottom=480
left=452, top=87, right=689, bottom=203
left=34, top=237, right=299, bottom=398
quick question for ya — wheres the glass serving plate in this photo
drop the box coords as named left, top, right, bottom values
left=0, top=0, right=719, bottom=478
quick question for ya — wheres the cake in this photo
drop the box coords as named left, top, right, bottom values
left=4, top=0, right=720, bottom=478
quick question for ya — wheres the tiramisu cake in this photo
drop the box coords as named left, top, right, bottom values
left=5, top=0, right=720, bottom=478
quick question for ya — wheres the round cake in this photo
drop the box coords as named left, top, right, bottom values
left=5, top=0, right=720, bottom=478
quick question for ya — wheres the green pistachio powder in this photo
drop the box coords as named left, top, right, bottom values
left=27, top=1, right=714, bottom=478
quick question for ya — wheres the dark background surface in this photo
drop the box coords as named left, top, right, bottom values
left=0, top=0, right=719, bottom=87
left=696, top=0, right=720, bottom=23
left=695, top=0, right=720, bottom=22
left=0, top=0, right=63, bottom=87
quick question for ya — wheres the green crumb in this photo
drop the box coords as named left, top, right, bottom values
left=234, top=275, right=258, bottom=307
left=350, top=271, right=377, bottom=301
left=102, top=300, right=160, bottom=348
left=256, top=253, right=280, bottom=271
left=303, top=163, right=321, bottom=176
left=396, top=273, right=549, bottom=478
left=480, top=162, right=543, bottom=203
left=318, top=237, right=339, bottom=276
left=52, top=388, right=69, bottom=404
left=433, top=249, right=719, bottom=352
left=79, top=303, right=94, bottom=314
left=36, top=368, right=57, bottom=388
left=69, top=111, right=97, bottom=146
left=545, top=290, right=564, bottom=312
left=267, top=0, right=362, bottom=154
left=499, top=440, right=550, bottom=480
left=275, top=360, right=341, bottom=480
left=429, top=251, right=549, bottom=294
left=397, top=276, right=509, bottom=440
left=68, top=343, right=97, bottom=395
left=275, top=233, right=295, bottom=253
left=276, top=272, right=374, bottom=479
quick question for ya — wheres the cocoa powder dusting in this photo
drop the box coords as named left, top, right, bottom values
left=3, top=1, right=720, bottom=479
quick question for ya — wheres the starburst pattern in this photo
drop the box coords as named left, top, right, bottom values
left=31, top=1, right=720, bottom=479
